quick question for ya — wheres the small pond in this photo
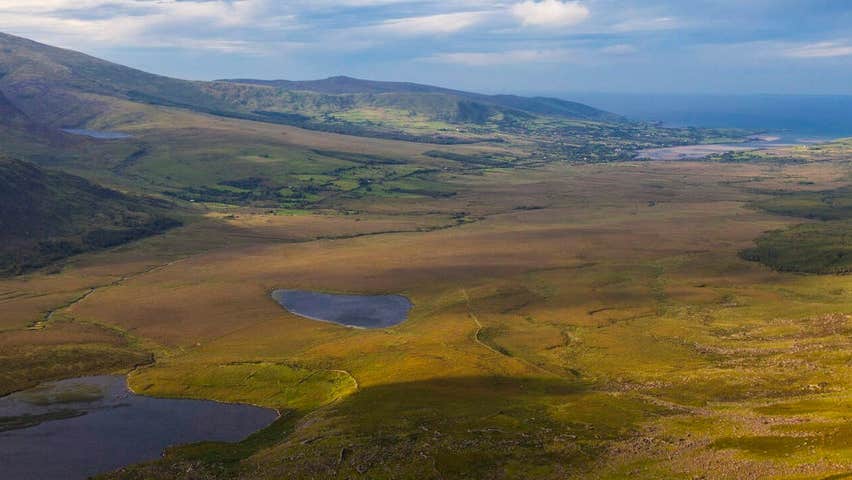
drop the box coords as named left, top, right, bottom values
left=271, top=289, right=412, bottom=328
left=62, top=128, right=132, bottom=139
left=0, top=375, right=278, bottom=480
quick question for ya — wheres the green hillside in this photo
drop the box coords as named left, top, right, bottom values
left=220, top=75, right=622, bottom=122
left=0, top=32, right=620, bottom=144
left=0, top=33, right=229, bottom=127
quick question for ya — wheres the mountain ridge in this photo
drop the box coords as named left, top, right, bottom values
left=0, top=32, right=621, bottom=143
left=219, top=75, right=622, bottom=123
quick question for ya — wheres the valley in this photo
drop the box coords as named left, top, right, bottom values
left=0, top=31, right=851, bottom=480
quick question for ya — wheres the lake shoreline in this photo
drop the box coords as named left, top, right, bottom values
left=271, top=289, right=413, bottom=329
left=0, top=375, right=279, bottom=480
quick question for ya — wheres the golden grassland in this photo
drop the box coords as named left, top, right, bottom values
left=2, top=115, right=852, bottom=478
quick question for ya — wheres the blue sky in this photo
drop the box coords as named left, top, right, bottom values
left=2, top=1, right=851, bottom=95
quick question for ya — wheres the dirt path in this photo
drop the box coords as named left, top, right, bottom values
left=460, top=289, right=506, bottom=358
left=460, top=288, right=566, bottom=379
left=328, top=369, right=359, bottom=392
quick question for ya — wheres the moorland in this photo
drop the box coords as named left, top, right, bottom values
left=0, top=31, right=851, bottom=479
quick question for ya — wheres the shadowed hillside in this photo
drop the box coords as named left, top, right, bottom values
left=0, top=157, right=180, bottom=275
left=0, top=32, right=231, bottom=127
left=0, top=90, right=30, bottom=126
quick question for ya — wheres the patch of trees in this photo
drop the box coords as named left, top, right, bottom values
left=710, top=151, right=806, bottom=164
left=455, top=101, right=492, bottom=124
left=0, top=157, right=183, bottom=276
left=312, top=150, right=405, bottom=165
left=1, top=216, right=181, bottom=276
left=752, top=187, right=852, bottom=221
left=740, top=186, right=852, bottom=274
left=167, top=185, right=281, bottom=205
left=424, top=150, right=515, bottom=168
left=740, top=221, right=852, bottom=274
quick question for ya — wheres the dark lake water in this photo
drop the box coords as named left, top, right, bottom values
left=271, top=289, right=412, bottom=328
left=0, top=375, right=278, bottom=480
left=62, top=128, right=132, bottom=139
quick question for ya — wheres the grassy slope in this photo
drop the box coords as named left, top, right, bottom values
left=217, top=75, right=623, bottom=122
left=89, top=157, right=848, bottom=479
left=0, top=32, right=618, bottom=145
left=0, top=32, right=750, bottom=213
left=0, top=31, right=744, bottom=153
left=0, top=33, right=229, bottom=128
left=1, top=151, right=850, bottom=479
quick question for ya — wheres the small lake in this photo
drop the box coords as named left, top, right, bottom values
left=62, top=128, right=132, bottom=139
left=271, top=289, right=412, bottom=328
left=0, top=375, right=278, bottom=480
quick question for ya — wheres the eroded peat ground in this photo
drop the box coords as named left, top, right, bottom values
left=2, top=147, right=852, bottom=479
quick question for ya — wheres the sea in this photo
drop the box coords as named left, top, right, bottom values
left=563, top=93, right=852, bottom=142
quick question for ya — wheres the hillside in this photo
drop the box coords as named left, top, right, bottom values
left=0, top=90, right=31, bottom=127
left=0, top=32, right=619, bottom=143
left=220, top=75, right=622, bottom=122
left=0, top=32, right=229, bottom=127
left=0, top=32, right=743, bottom=242
left=0, top=157, right=180, bottom=275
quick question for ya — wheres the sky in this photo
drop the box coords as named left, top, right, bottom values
left=1, top=1, right=851, bottom=95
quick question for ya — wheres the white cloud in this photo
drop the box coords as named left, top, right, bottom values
left=373, top=11, right=488, bottom=36
left=610, top=16, right=679, bottom=32
left=511, top=0, right=589, bottom=27
left=424, top=48, right=575, bottom=66
left=0, top=0, right=269, bottom=25
left=0, top=0, right=299, bottom=55
left=785, top=41, right=852, bottom=58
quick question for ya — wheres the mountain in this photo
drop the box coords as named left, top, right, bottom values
left=0, top=157, right=180, bottom=275
left=221, top=75, right=620, bottom=122
left=222, top=76, right=460, bottom=95
left=0, top=32, right=232, bottom=127
left=0, top=32, right=620, bottom=143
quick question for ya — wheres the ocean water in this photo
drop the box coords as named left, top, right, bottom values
left=564, top=93, right=852, bottom=141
